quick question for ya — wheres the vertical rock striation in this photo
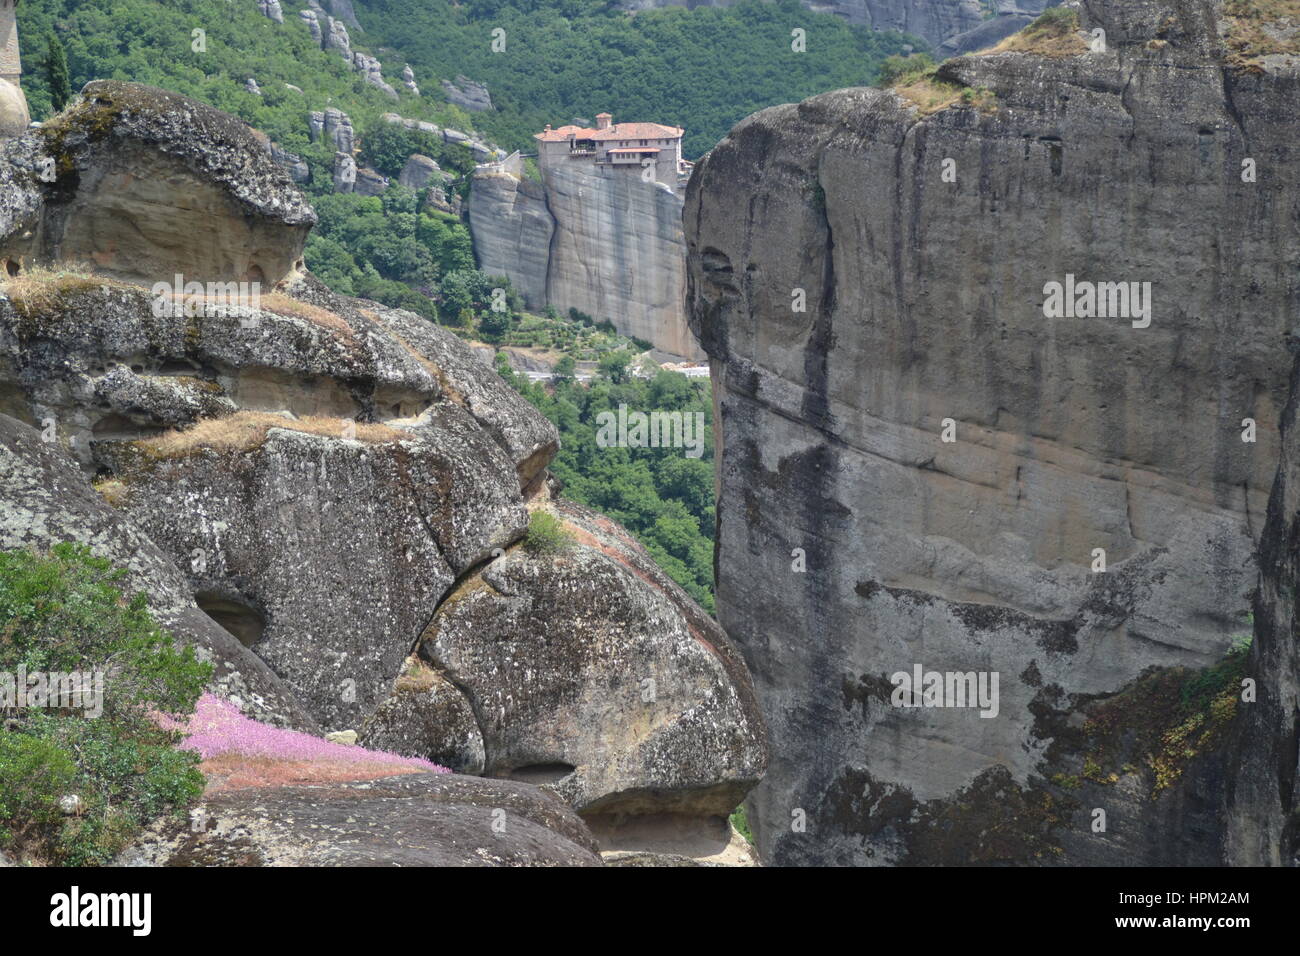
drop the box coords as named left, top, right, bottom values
left=470, top=157, right=702, bottom=359
left=686, top=0, right=1300, bottom=864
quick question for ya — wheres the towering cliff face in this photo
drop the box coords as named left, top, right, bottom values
left=686, top=0, right=1300, bottom=864
left=470, top=157, right=703, bottom=360
left=620, top=0, right=985, bottom=49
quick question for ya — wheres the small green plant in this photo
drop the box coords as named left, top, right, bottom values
left=1030, top=5, right=1079, bottom=31
left=876, top=52, right=937, bottom=87
left=523, top=511, right=573, bottom=555
left=730, top=803, right=754, bottom=845
left=0, top=544, right=212, bottom=864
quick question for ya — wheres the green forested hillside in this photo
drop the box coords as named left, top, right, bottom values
left=359, top=0, right=921, bottom=158
left=18, top=0, right=921, bottom=160
left=499, top=358, right=719, bottom=612
left=11, top=0, right=915, bottom=612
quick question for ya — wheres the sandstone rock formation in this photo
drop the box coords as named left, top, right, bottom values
left=1227, top=344, right=1300, bottom=866
left=358, top=660, right=486, bottom=772
left=0, top=81, right=767, bottom=863
left=686, top=0, right=1298, bottom=865
left=324, top=0, right=362, bottom=31
left=418, top=498, right=766, bottom=818
left=299, top=8, right=323, bottom=45
left=353, top=51, right=398, bottom=100
left=402, top=64, right=419, bottom=96
left=0, top=81, right=316, bottom=287
left=311, top=106, right=355, bottom=154
left=397, top=153, right=443, bottom=191
left=333, top=150, right=357, bottom=190
left=270, top=142, right=310, bottom=183
left=258, top=0, right=285, bottom=24
left=470, top=155, right=703, bottom=359
left=468, top=159, right=553, bottom=308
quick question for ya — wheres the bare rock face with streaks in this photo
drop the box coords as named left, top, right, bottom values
left=686, top=0, right=1300, bottom=865
left=470, top=155, right=702, bottom=359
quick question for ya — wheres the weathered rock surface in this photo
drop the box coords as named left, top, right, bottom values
left=353, top=52, right=398, bottom=100
left=353, top=164, right=388, bottom=196
left=118, top=772, right=603, bottom=866
left=441, top=75, right=493, bottom=112
left=358, top=660, right=486, bottom=772
left=107, top=419, right=526, bottom=730
left=468, top=161, right=553, bottom=308
left=0, top=273, right=552, bottom=730
left=686, top=0, right=1298, bottom=865
left=270, top=143, right=310, bottom=183
left=397, top=153, right=442, bottom=191
left=258, top=0, right=284, bottom=24
left=402, top=64, right=419, bottom=96
left=0, top=413, right=315, bottom=731
left=299, top=9, right=323, bottom=45
left=0, top=81, right=315, bottom=286
left=332, top=151, right=357, bottom=192
left=311, top=107, right=354, bottom=154
left=419, top=499, right=767, bottom=817
left=470, top=155, right=703, bottom=359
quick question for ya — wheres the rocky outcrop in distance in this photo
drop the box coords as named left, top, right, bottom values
left=441, top=75, right=493, bottom=112
left=0, top=81, right=766, bottom=864
left=470, top=153, right=703, bottom=360
left=686, top=0, right=1299, bottom=865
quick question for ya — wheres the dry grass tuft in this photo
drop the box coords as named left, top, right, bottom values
left=260, top=292, right=358, bottom=341
left=92, top=478, right=129, bottom=508
left=0, top=263, right=128, bottom=315
left=1223, top=0, right=1300, bottom=67
left=895, top=75, right=966, bottom=114
left=982, top=7, right=1088, bottom=57
left=138, top=410, right=411, bottom=459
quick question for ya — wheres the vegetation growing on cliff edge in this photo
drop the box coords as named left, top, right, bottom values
left=981, top=7, right=1087, bottom=57
left=877, top=52, right=996, bottom=115
left=1073, top=630, right=1252, bottom=797
left=499, top=361, right=717, bottom=613
left=0, top=544, right=211, bottom=865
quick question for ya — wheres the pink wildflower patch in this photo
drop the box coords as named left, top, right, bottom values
left=170, top=694, right=448, bottom=793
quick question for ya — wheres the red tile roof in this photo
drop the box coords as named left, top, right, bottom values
left=535, top=121, right=682, bottom=143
